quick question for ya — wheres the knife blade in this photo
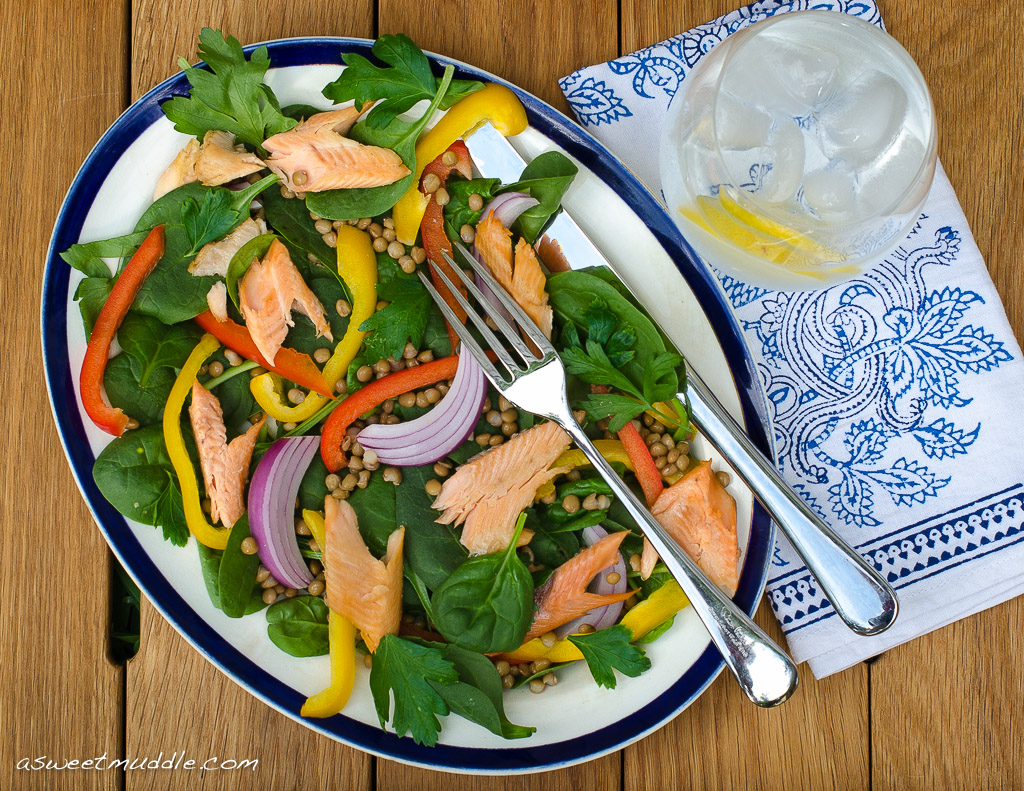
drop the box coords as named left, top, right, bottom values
left=464, top=123, right=899, bottom=636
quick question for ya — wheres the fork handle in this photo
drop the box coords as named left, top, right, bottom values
left=559, top=419, right=798, bottom=707
left=685, top=375, right=899, bottom=636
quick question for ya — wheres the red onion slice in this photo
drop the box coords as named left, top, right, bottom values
left=480, top=191, right=538, bottom=228
left=248, top=436, right=319, bottom=589
left=356, top=351, right=486, bottom=466
left=555, top=525, right=630, bottom=637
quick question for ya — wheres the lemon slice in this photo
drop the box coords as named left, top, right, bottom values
left=684, top=188, right=845, bottom=271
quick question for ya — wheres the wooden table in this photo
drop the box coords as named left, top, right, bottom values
left=3, top=1, right=1021, bottom=788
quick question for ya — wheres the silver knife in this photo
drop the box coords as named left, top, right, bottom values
left=465, top=122, right=898, bottom=637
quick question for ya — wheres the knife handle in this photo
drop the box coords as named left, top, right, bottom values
left=684, top=374, right=899, bottom=636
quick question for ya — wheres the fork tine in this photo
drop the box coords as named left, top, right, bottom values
left=451, top=241, right=556, bottom=356
left=437, top=249, right=538, bottom=364
left=416, top=271, right=508, bottom=385
left=425, top=263, right=522, bottom=375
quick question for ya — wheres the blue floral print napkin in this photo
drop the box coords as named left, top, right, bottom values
left=560, top=0, right=1024, bottom=677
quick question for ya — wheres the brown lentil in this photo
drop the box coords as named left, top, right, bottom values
left=348, top=456, right=364, bottom=472
left=576, top=623, right=596, bottom=634
left=372, top=236, right=388, bottom=253
left=364, top=653, right=373, bottom=669
left=488, top=435, right=504, bottom=446
left=314, top=219, right=332, bottom=234
left=224, top=349, right=243, bottom=367
left=382, top=467, right=402, bottom=485
left=416, top=392, right=430, bottom=409
left=475, top=433, right=491, bottom=447
left=486, top=409, right=503, bottom=427
left=383, top=217, right=395, bottom=229
left=529, top=679, right=546, bottom=694
left=374, top=358, right=391, bottom=374
left=650, top=442, right=668, bottom=457
left=240, top=536, right=259, bottom=555
left=566, top=469, right=581, bottom=482
left=357, top=470, right=371, bottom=489
left=662, top=464, right=678, bottom=477
left=501, top=674, right=515, bottom=689
left=540, top=490, right=557, bottom=505
left=596, top=494, right=611, bottom=510
left=261, top=589, right=278, bottom=605
left=654, top=456, right=668, bottom=470
left=539, top=632, right=558, bottom=648
left=295, top=519, right=311, bottom=536
left=208, top=360, right=224, bottom=377
left=336, top=299, right=352, bottom=317
left=341, top=473, right=358, bottom=491
left=323, top=231, right=337, bottom=248
left=357, top=217, right=371, bottom=229
left=382, top=228, right=397, bottom=243
left=388, top=358, right=405, bottom=372
left=284, top=587, right=298, bottom=599
left=410, top=246, right=426, bottom=264
left=432, top=461, right=451, bottom=477
left=287, top=387, right=305, bottom=405
left=273, top=583, right=286, bottom=595
left=292, top=170, right=308, bottom=186
left=422, top=172, right=441, bottom=193
left=501, top=422, right=517, bottom=436
left=563, top=494, right=581, bottom=513
left=387, top=240, right=405, bottom=259
left=425, top=479, right=443, bottom=497
left=314, top=347, right=331, bottom=364
left=434, top=186, right=450, bottom=206
left=500, top=408, right=518, bottom=424
left=308, top=539, right=320, bottom=553
left=629, top=553, right=642, bottom=572
left=336, top=380, right=348, bottom=394
left=424, top=387, right=441, bottom=404
left=532, top=658, right=552, bottom=673
left=495, top=659, right=511, bottom=677
left=256, top=566, right=271, bottom=583
left=368, top=222, right=383, bottom=238
left=398, top=392, right=417, bottom=408
left=459, top=224, right=475, bottom=243
left=582, top=493, right=601, bottom=511
left=282, top=422, right=297, bottom=431
left=442, top=150, right=458, bottom=166
left=260, top=574, right=279, bottom=589
left=398, top=255, right=416, bottom=274
left=125, top=418, right=140, bottom=430
left=666, top=448, right=681, bottom=464
left=677, top=441, right=691, bottom=456
left=605, top=572, right=621, bottom=585
left=362, top=448, right=379, bottom=467
left=417, top=349, right=434, bottom=363
left=307, top=579, right=326, bottom=597
left=468, top=193, right=484, bottom=211
left=498, top=396, right=514, bottom=412
left=309, top=560, right=323, bottom=575
left=716, top=470, right=732, bottom=488
left=543, top=672, right=558, bottom=686
left=280, top=186, right=295, bottom=199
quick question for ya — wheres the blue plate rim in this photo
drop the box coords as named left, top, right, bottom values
left=41, top=35, right=775, bottom=774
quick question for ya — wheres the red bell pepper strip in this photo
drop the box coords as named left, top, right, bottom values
left=420, top=141, right=472, bottom=351
left=80, top=225, right=165, bottom=436
left=320, top=356, right=460, bottom=472
left=618, top=420, right=664, bottom=507
left=193, top=311, right=333, bottom=397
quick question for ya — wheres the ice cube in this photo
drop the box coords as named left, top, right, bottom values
left=758, top=117, right=806, bottom=203
left=819, top=70, right=909, bottom=164
left=803, top=160, right=858, bottom=221
left=714, top=92, right=773, bottom=150
left=858, top=132, right=927, bottom=215
left=721, top=33, right=841, bottom=117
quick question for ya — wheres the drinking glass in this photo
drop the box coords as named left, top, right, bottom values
left=660, top=11, right=937, bottom=290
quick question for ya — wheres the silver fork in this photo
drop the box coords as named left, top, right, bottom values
left=418, top=244, right=799, bottom=708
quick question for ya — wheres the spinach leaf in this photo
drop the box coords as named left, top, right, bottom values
left=198, top=350, right=259, bottom=431
left=305, top=66, right=455, bottom=220
left=266, top=596, right=330, bottom=656
left=104, top=355, right=176, bottom=426
left=567, top=625, right=651, bottom=689
left=395, top=465, right=467, bottom=590
left=285, top=277, right=350, bottom=357
left=132, top=177, right=276, bottom=324
left=225, top=232, right=276, bottom=309
left=298, top=454, right=331, bottom=512
left=369, top=633, right=457, bottom=745
left=161, top=28, right=296, bottom=150
left=92, top=425, right=189, bottom=546
left=197, top=542, right=224, bottom=609
left=60, top=230, right=150, bottom=278
left=347, top=474, right=399, bottom=556
left=524, top=510, right=579, bottom=569
left=498, top=151, right=578, bottom=243
left=636, top=614, right=676, bottom=645
left=442, top=176, right=500, bottom=242
left=73, top=276, right=115, bottom=340
left=261, top=188, right=338, bottom=271
left=437, top=645, right=535, bottom=739
left=422, top=309, right=453, bottom=357
left=217, top=513, right=261, bottom=617
left=118, top=313, right=204, bottom=384
left=431, top=515, right=533, bottom=652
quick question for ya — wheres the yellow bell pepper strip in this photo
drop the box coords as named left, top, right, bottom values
left=393, top=83, right=529, bottom=243
left=163, top=333, right=232, bottom=550
left=503, top=580, right=690, bottom=663
left=249, top=226, right=378, bottom=422
left=300, top=508, right=357, bottom=718
left=535, top=439, right=635, bottom=501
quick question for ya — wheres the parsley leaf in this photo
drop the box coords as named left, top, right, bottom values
left=567, top=625, right=652, bottom=689
left=562, top=340, right=643, bottom=400
left=322, top=34, right=482, bottom=130
left=162, top=28, right=296, bottom=150
left=181, top=190, right=240, bottom=256
left=369, top=634, right=458, bottom=745
left=359, top=260, right=433, bottom=361
left=642, top=350, right=684, bottom=405
left=578, top=392, right=648, bottom=433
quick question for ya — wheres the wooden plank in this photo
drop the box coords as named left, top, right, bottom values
left=0, top=1, right=127, bottom=789
left=374, top=0, right=618, bottom=783
left=379, top=0, right=619, bottom=114
left=620, top=1, right=870, bottom=788
left=871, top=0, right=1024, bottom=788
left=125, top=4, right=374, bottom=789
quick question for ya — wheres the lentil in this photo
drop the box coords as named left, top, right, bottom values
left=374, top=359, right=391, bottom=374
left=313, top=347, right=331, bottom=364
left=629, top=553, right=642, bottom=572
left=425, top=479, right=443, bottom=497
left=532, top=658, right=552, bottom=672
left=501, top=422, right=517, bottom=436
left=498, top=396, right=514, bottom=412
left=372, top=236, right=388, bottom=253
left=336, top=299, right=352, bottom=317
left=605, top=572, right=621, bottom=585
left=433, top=461, right=451, bottom=477
left=398, top=392, right=417, bottom=408
left=434, top=186, right=450, bottom=206
left=441, top=150, right=458, bottom=166
left=309, top=560, right=323, bottom=575
left=284, top=587, right=298, bottom=599
left=410, top=246, right=426, bottom=264
left=495, top=660, right=511, bottom=677
left=256, top=566, right=271, bottom=583
left=341, top=473, right=358, bottom=491
left=357, top=217, right=371, bottom=229
left=383, top=217, right=395, bottom=229
left=459, top=224, right=475, bottom=243
left=261, top=589, right=278, bottom=605
left=208, top=360, right=224, bottom=377
left=529, top=680, right=546, bottom=694
left=364, top=653, right=373, bottom=669
left=357, top=470, right=371, bottom=489
left=382, top=228, right=397, bottom=242
left=282, top=422, right=297, bottom=431
left=368, top=222, right=383, bottom=238
left=399, top=255, right=416, bottom=274
left=323, top=231, right=337, bottom=248
left=501, top=674, right=515, bottom=689
left=422, top=172, right=441, bottom=193
left=581, top=493, right=600, bottom=511
left=240, top=536, right=259, bottom=555
left=486, top=409, right=503, bottom=427
left=417, top=349, right=434, bottom=363
left=287, top=387, right=305, bottom=405
left=307, top=579, right=326, bottom=597
left=488, top=435, right=504, bottom=446
left=292, top=170, right=308, bottom=186
left=716, top=470, right=732, bottom=488
left=387, top=240, right=405, bottom=259
left=576, top=623, right=596, bottom=634
left=650, top=442, right=668, bottom=457
left=475, top=433, right=491, bottom=447
left=314, top=219, right=332, bottom=234
left=295, top=519, right=311, bottom=536
left=468, top=193, right=484, bottom=211
left=596, top=494, right=611, bottom=510
left=382, top=467, right=402, bottom=484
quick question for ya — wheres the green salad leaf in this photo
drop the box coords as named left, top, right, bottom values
left=92, top=425, right=189, bottom=546
left=567, top=625, right=651, bottom=689
left=162, top=28, right=296, bottom=151
left=430, top=514, right=533, bottom=653
left=182, top=189, right=245, bottom=257
left=216, top=513, right=262, bottom=617
left=369, top=633, right=458, bottom=745
left=225, top=232, right=276, bottom=309
left=322, top=34, right=482, bottom=130
left=60, top=230, right=150, bottom=279
left=394, top=465, right=467, bottom=590
left=434, top=645, right=535, bottom=739
left=74, top=277, right=115, bottom=340
left=358, top=257, right=433, bottom=361
left=497, top=151, right=579, bottom=243
left=306, top=65, right=455, bottom=221
left=266, top=596, right=330, bottom=656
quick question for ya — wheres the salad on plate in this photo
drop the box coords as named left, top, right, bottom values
left=60, top=29, right=742, bottom=746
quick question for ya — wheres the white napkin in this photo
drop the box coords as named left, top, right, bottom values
left=559, top=0, right=1024, bottom=677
